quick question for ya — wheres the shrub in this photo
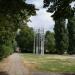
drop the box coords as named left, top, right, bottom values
left=0, top=44, right=13, bottom=60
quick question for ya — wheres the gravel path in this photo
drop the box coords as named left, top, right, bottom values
left=0, top=53, right=29, bottom=75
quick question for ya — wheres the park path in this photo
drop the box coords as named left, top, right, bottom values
left=0, top=53, right=30, bottom=75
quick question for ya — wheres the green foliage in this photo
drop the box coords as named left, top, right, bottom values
left=0, top=0, right=36, bottom=15
left=43, top=0, right=74, bottom=54
left=0, top=18, right=15, bottom=59
left=43, top=0, right=74, bottom=20
left=54, top=19, right=67, bottom=54
left=2, top=45, right=13, bottom=57
left=16, top=26, right=34, bottom=53
left=0, top=41, right=13, bottom=60
left=67, top=17, right=75, bottom=54
left=45, top=31, right=56, bottom=53
left=0, top=0, right=36, bottom=59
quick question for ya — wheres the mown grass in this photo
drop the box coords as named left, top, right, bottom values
left=21, top=53, right=75, bottom=72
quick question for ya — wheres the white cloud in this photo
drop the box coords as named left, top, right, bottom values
left=26, top=0, right=55, bottom=32
left=28, top=9, right=55, bottom=32
left=70, top=1, right=75, bottom=8
left=26, top=0, right=43, bottom=8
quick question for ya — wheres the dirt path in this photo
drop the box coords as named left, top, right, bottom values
left=0, top=53, right=29, bottom=75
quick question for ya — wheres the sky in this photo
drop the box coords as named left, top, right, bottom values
left=26, top=0, right=55, bottom=32
left=26, top=0, right=75, bottom=32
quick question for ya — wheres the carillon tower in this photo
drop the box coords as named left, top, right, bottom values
left=33, top=28, right=45, bottom=55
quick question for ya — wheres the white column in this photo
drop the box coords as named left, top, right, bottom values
left=41, top=29, right=44, bottom=55
left=33, top=31, right=35, bottom=54
left=36, top=30, right=39, bottom=54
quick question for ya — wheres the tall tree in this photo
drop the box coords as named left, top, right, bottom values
left=43, top=0, right=74, bottom=54
left=67, top=16, right=75, bottom=54
left=54, top=19, right=67, bottom=54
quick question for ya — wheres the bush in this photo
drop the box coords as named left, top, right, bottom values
left=0, top=44, right=13, bottom=60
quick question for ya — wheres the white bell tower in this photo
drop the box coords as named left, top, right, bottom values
left=33, top=28, right=45, bottom=55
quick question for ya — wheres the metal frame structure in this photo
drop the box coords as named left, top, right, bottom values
left=33, top=28, right=45, bottom=55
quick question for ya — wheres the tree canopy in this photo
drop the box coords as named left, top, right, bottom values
left=43, top=0, right=75, bottom=20
left=0, top=0, right=36, bottom=59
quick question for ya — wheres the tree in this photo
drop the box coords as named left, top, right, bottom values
left=54, top=19, right=68, bottom=54
left=67, top=16, right=75, bottom=54
left=43, top=0, right=74, bottom=20
left=45, top=31, right=55, bottom=53
left=43, top=0, right=74, bottom=54
left=0, top=0, right=36, bottom=59
left=0, top=0, right=36, bottom=15
left=16, top=26, right=34, bottom=53
left=0, top=17, right=15, bottom=59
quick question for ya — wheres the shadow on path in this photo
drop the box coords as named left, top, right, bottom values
left=0, top=72, right=8, bottom=75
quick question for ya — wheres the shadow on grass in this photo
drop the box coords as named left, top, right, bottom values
left=0, top=72, right=8, bottom=75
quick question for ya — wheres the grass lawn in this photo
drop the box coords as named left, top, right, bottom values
left=21, top=53, right=75, bottom=72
